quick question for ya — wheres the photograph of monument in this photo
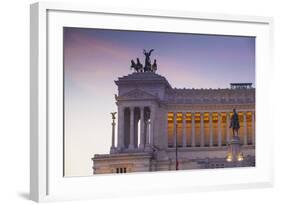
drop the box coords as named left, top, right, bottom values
left=63, top=27, right=255, bottom=177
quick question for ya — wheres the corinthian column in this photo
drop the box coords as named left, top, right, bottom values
left=200, top=112, right=204, bottom=147
left=218, top=112, right=222, bottom=147
left=150, top=107, right=155, bottom=146
left=182, top=112, right=187, bottom=147
left=145, top=120, right=150, bottom=145
left=145, top=116, right=150, bottom=151
left=139, top=107, right=145, bottom=150
left=243, top=112, right=247, bottom=145
left=209, top=112, right=213, bottom=146
left=226, top=112, right=230, bottom=144
left=191, top=112, right=195, bottom=147
left=128, top=107, right=135, bottom=150
left=117, top=106, right=124, bottom=150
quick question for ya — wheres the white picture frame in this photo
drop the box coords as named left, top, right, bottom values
left=30, top=2, right=274, bottom=202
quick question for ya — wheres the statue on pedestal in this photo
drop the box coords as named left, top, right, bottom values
left=111, top=112, right=117, bottom=120
left=110, top=112, right=117, bottom=154
left=226, top=108, right=244, bottom=163
left=230, top=108, right=240, bottom=136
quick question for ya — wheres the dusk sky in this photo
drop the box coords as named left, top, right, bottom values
left=64, top=27, right=255, bottom=177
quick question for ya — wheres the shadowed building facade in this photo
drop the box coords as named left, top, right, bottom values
left=92, top=72, right=255, bottom=174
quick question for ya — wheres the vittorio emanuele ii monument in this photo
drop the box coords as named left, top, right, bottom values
left=92, top=49, right=255, bottom=174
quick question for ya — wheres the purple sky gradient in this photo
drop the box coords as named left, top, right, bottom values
left=64, top=27, right=255, bottom=89
left=63, top=27, right=255, bottom=176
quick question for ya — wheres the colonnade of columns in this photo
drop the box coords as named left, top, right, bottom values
left=111, top=108, right=255, bottom=152
left=167, top=111, right=255, bottom=148
left=113, top=106, right=155, bottom=151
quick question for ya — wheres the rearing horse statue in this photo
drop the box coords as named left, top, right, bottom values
left=130, top=58, right=143, bottom=72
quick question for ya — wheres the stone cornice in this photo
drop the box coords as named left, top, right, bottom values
left=115, top=72, right=172, bottom=88
left=93, top=152, right=152, bottom=161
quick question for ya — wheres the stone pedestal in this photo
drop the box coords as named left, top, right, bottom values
left=226, top=136, right=244, bottom=162
left=110, top=113, right=117, bottom=154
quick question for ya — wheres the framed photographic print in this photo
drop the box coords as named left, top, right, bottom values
left=30, top=2, right=274, bottom=202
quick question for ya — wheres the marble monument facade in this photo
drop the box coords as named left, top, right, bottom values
left=92, top=72, right=255, bottom=174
